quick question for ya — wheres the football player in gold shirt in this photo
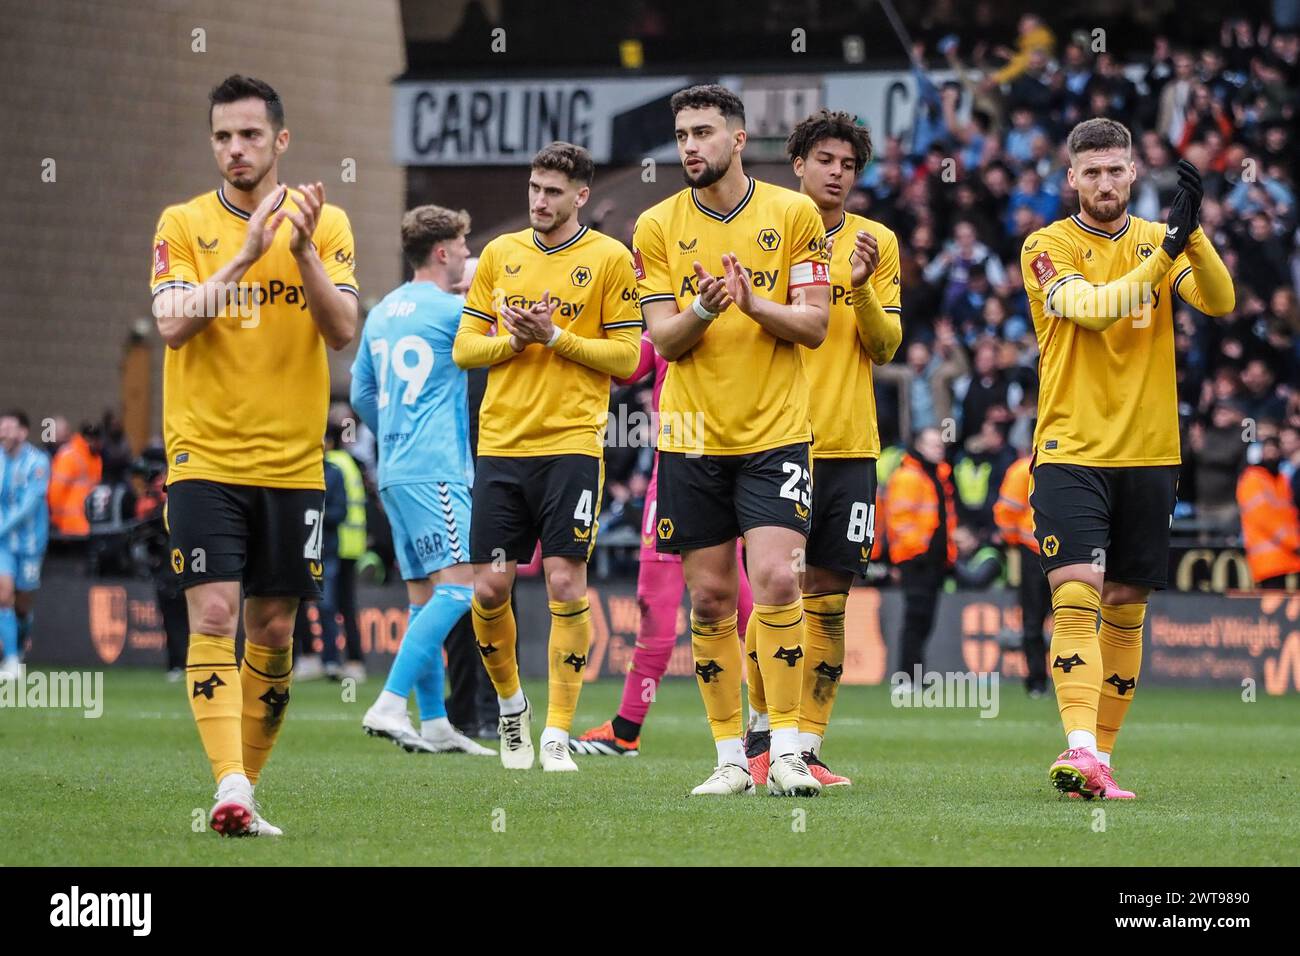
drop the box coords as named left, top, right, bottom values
left=634, top=85, right=831, bottom=797
left=453, top=143, right=641, bottom=773
left=1021, top=118, right=1233, bottom=799
left=732, top=109, right=902, bottom=790
left=151, top=75, right=358, bottom=836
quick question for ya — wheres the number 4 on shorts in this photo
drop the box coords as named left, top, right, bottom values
left=573, top=489, right=594, bottom=526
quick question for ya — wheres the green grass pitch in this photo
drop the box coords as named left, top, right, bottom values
left=3, top=669, right=1297, bottom=866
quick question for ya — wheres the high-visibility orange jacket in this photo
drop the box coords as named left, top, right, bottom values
left=884, top=452, right=957, bottom=566
left=993, top=456, right=1038, bottom=554
left=48, top=434, right=102, bottom=536
left=1236, top=465, right=1300, bottom=584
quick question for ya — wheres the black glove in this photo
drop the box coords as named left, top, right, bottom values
left=1176, top=158, right=1203, bottom=235
left=1162, top=187, right=1194, bottom=258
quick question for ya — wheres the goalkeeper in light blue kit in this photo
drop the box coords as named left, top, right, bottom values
left=351, top=206, right=493, bottom=756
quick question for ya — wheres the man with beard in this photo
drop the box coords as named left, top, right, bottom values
left=151, top=75, right=359, bottom=836
left=1020, top=118, right=1233, bottom=800
left=453, top=142, right=641, bottom=773
left=633, top=85, right=831, bottom=797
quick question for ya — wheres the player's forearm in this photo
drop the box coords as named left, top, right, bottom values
left=646, top=308, right=712, bottom=362
left=296, top=251, right=357, bottom=350
left=1051, top=249, right=1175, bottom=332
left=153, top=253, right=256, bottom=349
left=348, top=377, right=379, bottom=434
left=550, top=326, right=642, bottom=378
left=1183, top=230, right=1235, bottom=316
left=852, top=283, right=902, bottom=365
left=747, top=295, right=828, bottom=348
left=452, top=325, right=520, bottom=368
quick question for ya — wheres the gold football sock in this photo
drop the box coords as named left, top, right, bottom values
left=472, top=596, right=520, bottom=699
left=1097, top=602, right=1145, bottom=757
left=752, top=599, right=806, bottom=731
left=546, top=598, right=592, bottom=732
left=799, top=591, right=848, bottom=738
left=691, top=611, right=743, bottom=741
left=186, top=634, right=244, bottom=783
left=1049, top=581, right=1102, bottom=740
left=744, top=617, right=767, bottom=717
left=240, top=640, right=293, bottom=785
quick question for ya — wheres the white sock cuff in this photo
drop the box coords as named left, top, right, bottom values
left=716, top=737, right=746, bottom=768
left=770, top=727, right=800, bottom=758
left=797, top=731, right=822, bottom=756
left=1067, top=729, right=1099, bottom=755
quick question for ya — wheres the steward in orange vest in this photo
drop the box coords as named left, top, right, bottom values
left=884, top=428, right=957, bottom=677
left=1236, top=438, right=1300, bottom=588
left=48, top=426, right=103, bottom=537
left=885, top=450, right=958, bottom=566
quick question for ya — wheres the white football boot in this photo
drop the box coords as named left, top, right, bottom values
left=498, top=698, right=535, bottom=770
left=362, top=704, right=437, bottom=753
left=767, top=753, right=822, bottom=797
left=540, top=739, right=579, bottom=772
left=209, top=773, right=256, bottom=837
left=248, top=810, right=283, bottom=837
left=690, top=763, right=755, bottom=796
left=421, top=718, right=496, bottom=756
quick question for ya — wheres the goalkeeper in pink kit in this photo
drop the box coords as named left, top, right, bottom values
left=570, top=335, right=754, bottom=755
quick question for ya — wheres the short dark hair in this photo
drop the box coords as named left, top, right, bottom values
left=0, top=409, right=28, bottom=429
left=670, top=84, right=745, bottom=127
left=531, top=142, right=595, bottom=186
left=401, top=205, right=471, bottom=269
left=786, top=109, right=873, bottom=173
left=1067, top=117, right=1131, bottom=161
left=209, top=74, right=285, bottom=131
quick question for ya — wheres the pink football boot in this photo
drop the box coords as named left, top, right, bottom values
left=802, top=751, right=852, bottom=787
left=1068, top=763, right=1136, bottom=800
left=1049, top=747, right=1106, bottom=799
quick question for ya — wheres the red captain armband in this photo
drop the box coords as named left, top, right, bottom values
left=1030, top=251, right=1057, bottom=287
left=788, top=260, right=830, bottom=289
left=154, top=240, right=169, bottom=278
left=632, top=248, right=646, bottom=281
